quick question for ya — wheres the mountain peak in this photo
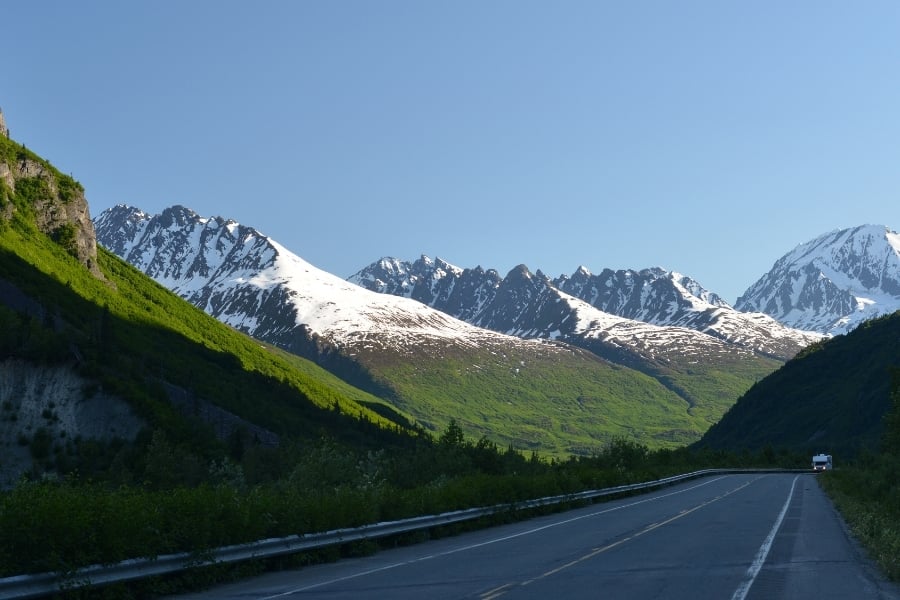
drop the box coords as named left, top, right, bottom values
left=107, top=203, right=150, bottom=220
left=736, top=224, right=900, bottom=334
left=376, top=256, right=407, bottom=272
left=507, top=264, right=532, bottom=278
left=433, top=256, right=461, bottom=274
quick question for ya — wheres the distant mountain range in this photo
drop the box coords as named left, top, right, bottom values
left=350, top=225, right=900, bottom=341
left=92, top=205, right=809, bottom=452
left=93, top=205, right=900, bottom=453
left=348, top=258, right=819, bottom=360
left=96, top=205, right=829, bottom=369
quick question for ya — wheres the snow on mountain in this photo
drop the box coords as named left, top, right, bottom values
left=93, top=205, right=557, bottom=357
left=351, top=258, right=821, bottom=359
left=553, top=266, right=821, bottom=357
left=350, top=256, right=756, bottom=378
left=95, top=203, right=837, bottom=380
left=735, top=225, right=900, bottom=335
left=97, top=204, right=783, bottom=453
left=352, top=255, right=499, bottom=324
left=552, top=287, right=746, bottom=362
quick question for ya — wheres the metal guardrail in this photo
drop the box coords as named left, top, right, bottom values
left=0, top=468, right=807, bottom=599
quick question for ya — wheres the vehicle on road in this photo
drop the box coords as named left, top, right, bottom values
left=811, top=453, right=832, bottom=471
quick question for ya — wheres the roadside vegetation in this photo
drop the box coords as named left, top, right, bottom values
left=0, top=423, right=802, bottom=589
left=818, top=371, right=900, bottom=581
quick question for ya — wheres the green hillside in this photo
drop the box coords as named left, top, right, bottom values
left=696, top=311, right=900, bottom=456
left=0, top=133, right=420, bottom=483
left=581, top=340, right=782, bottom=426
left=342, top=332, right=776, bottom=456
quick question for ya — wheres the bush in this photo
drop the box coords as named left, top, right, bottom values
left=52, top=222, right=78, bottom=257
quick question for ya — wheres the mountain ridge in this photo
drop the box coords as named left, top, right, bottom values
left=94, top=204, right=786, bottom=453
left=349, top=255, right=821, bottom=361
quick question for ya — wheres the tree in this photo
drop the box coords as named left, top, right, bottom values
left=439, top=419, right=465, bottom=448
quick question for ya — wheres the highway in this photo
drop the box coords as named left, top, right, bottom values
left=170, top=473, right=900, bottom=599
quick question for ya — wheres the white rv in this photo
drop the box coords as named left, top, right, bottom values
left=811, top=453, right=832, bottom=471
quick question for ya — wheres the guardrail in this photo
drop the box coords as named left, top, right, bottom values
left=0, top=468, right=808, bottom=599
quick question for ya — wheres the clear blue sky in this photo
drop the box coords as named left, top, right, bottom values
left=4, top=1, right=900, bottom=303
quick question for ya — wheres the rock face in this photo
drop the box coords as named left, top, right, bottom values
left=0, top=112, right=103, bottom=278
left=0, top=360, right=145, bottom=487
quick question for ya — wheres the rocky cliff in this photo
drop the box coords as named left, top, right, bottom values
left=0, top=111, right=103, bottom=278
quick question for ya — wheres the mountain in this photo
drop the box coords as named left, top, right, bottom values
left=94, top=205, right=782, bottom=454
left=349, top=256, right=834, bottom=436
left=350, top=257, right=820, bottom=360
left=735, top=225, right=900, bottom=335
left=93, top=205, right=562, bottom=364
left=0, top=131, right=419, bottom=485
left=696, top=311, right=900, bottom=456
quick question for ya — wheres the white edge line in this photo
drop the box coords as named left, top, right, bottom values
left=731, top=474, right=799, bottom=600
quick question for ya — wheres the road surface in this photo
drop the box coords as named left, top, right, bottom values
left=169, top=473, right=900, bottom=599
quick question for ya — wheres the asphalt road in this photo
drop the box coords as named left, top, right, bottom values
left=169, top=473, right=900, bottom=599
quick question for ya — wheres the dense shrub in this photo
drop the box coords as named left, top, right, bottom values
left=819, top=372, right=900, bottom=581
left=0, top=424, right=758, bottom=578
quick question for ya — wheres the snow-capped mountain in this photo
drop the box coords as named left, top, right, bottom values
left=553, top=267, right=823, bottom=357
left=93, top=205, right=561, bottom=360
left=735, top=225, right=900, bottom=335
left=93, top=204, right=800, bottom=451
left=350, top=257, right=821, bottom=360
left=95, top=205, right=762, bottom=369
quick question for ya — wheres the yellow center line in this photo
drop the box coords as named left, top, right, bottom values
left=516, top=479, right=755, bottom=588
left=480, top=582, right=516, bottom=599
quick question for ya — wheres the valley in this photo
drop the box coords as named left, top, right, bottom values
left=1, top=106, right=900, bottom=594
left=93, top=204, right=811, bottom=455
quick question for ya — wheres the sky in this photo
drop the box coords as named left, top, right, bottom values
left=4, top=1, right=900, bottom=304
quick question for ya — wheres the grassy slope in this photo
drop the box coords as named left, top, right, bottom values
left=659, top=355, right=782, bottom=425
left=352, top=337, right=731, bottom=456
left=337, top=308, right=781, bottom=456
